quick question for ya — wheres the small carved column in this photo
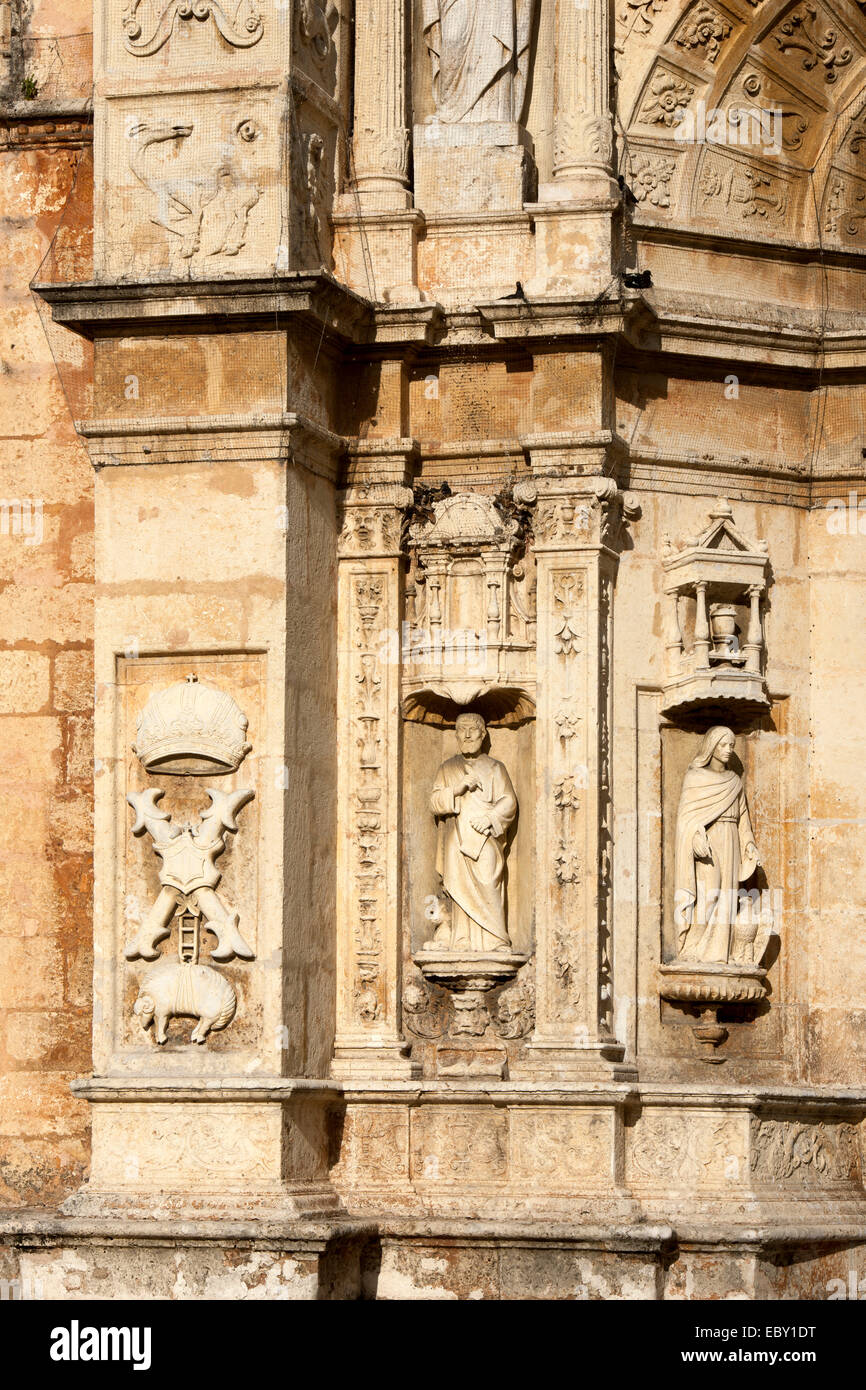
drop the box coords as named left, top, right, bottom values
left=694, top=580, right=711, bottom=669
left=333, top=480, right=418, bottom=1078
left=514, top=475, right=636, bottom=1079
left=551, top=0, right=615, bottom=192
left=745, top=585, right=763, bottom=674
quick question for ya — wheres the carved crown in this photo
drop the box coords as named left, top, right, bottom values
left=133, top=674, right=252, bottom=776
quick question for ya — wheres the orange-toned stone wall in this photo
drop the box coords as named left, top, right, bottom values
left=0, top=0, right=93, bottom=1206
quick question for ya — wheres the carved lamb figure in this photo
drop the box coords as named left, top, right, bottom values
left=133, top=960, right=236, bottom=1044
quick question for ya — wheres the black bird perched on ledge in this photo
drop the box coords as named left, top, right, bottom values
left=499, top=282, right=528, bottom=301
left=623, top=270, right=653, bottom=289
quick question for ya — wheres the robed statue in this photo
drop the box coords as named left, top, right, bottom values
left=422, top=0, right=537, bottom=125
left=673, top=726, right=762, bottom=964
left=428, top=712, right=517, bottom=952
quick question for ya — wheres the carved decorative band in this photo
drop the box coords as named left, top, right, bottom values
left=122, top=0, right=264, bottom=57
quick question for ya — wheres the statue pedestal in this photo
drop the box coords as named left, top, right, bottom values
left=413, top=121, right=534, bottom=215
left=415, top=949, right=529, bottom=1077
left=659, top=961, right=769, bottom=1064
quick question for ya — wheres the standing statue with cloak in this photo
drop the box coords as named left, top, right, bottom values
left=421, top=0, right=537, bottom=125
left=673, top=726, right=762, bottom=964
left=428, top=712, right=517, bottom=952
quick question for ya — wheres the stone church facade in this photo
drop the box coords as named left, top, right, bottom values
left=1, top=0, right=865, bottom=1299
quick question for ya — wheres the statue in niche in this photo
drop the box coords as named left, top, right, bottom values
left=426, top=712, right=517, bottom=952
left=421, top=0, right=537, bottom=125
left=673, top=726, right=767, bottom=965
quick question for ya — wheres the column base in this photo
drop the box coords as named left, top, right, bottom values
left=67, top=1078, right=344, bottom=1220
left=511, top=1038, right=638, bottom=1082
left=332, top=203, right=424, bottom=303
left=330, top=1044, right=422, bottom=1082
left=526, top=195, right=621, bottom=299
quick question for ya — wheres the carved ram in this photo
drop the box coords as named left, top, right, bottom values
left=133, top=960, right=236, bottom=1044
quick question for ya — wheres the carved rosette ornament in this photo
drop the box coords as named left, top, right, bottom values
left=122, top=0, right=264, bottom=56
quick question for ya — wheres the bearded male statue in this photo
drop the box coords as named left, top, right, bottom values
left=427, top=712, right=517, bottom=952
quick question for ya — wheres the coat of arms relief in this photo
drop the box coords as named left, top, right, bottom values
left=126, top=674, right=255, bottom=1045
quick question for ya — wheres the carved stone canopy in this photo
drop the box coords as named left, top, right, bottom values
left=404, top=491, right=536, bottom=716
left=662, top=499, right=771, bottom=719
left=133, top=673, right=252, bottom=776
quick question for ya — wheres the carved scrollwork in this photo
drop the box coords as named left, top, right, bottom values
left=751, top=1121, right=861, bottom=1183
left=122, top=0, right=264, bottom=57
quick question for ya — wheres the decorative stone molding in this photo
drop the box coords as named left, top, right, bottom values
left=121, top=0, right=265, bottom=57
left=334, top=482, right=418, bottom=1078
left=661, top=499, right=770, bottom=718
left=751, top=1119, right=860, bottom=1184
left=514, top=474, right=637, bottom=1079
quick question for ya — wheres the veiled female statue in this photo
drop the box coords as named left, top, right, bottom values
left=673, top=726, right=761, bottom=964
left=421, top=0, right=537, bottom=125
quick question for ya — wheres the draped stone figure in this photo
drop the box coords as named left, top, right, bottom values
left=673, top=726, right=761, bottom=964
left=421, top=0, right=537, bottom=125
left=428, top=712, right=517, bottom=951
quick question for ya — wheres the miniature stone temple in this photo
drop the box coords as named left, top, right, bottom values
left=3, top=0, right=866, bottom=1302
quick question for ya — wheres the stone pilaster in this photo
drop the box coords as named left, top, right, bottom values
left=527, top=0, right=620, bottom=296
left=333, top=0, right=421, bottom=301
left=514, top=473, right=636, bottom=1079
left=333, top=475, right=419, bottom=1079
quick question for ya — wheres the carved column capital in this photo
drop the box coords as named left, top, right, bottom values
left=337, top=481, right=415, bottom=559
left=532, top=477, right=640, bottom=556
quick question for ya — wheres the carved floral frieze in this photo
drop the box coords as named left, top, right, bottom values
left=751, top=1121, right=861, bottom=1183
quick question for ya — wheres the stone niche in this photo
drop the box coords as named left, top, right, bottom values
left=656, top=720, right=783, bottom=1065
left=398, top=489, right=538, bottom=1077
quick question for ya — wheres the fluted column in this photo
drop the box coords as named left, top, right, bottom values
left=551, top=0, right=615, bottom=191
left=351, top=0, right=411, bottom=209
